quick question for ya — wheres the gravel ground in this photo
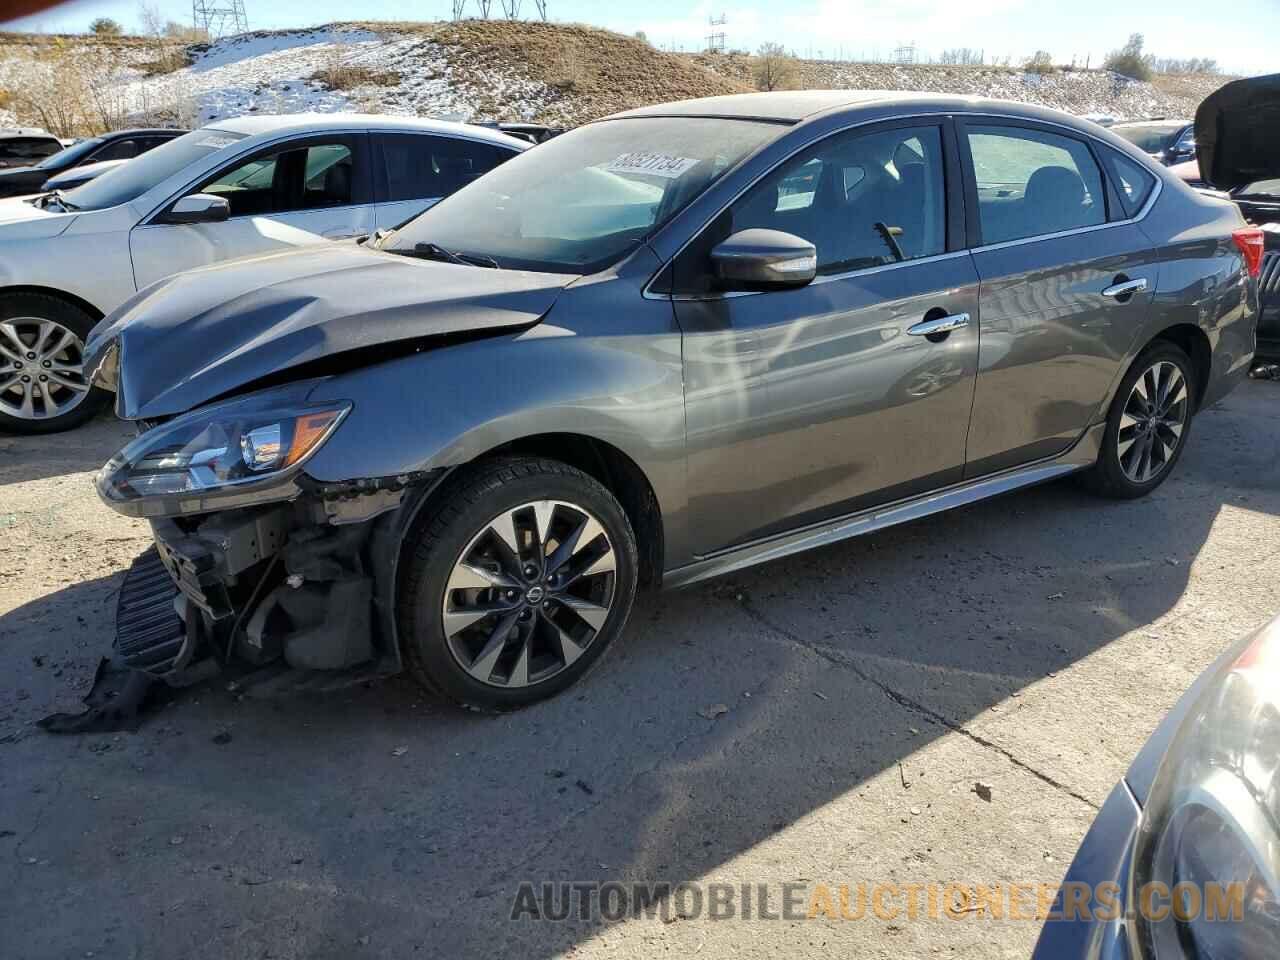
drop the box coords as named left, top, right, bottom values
left=1, top=381, right=1277, bottom=959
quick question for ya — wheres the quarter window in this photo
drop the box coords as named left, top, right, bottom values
left=380, top=134, right=516, bottom=203
left=1103, top=149, right=1158, bottom=218
left=966, top=125, right=1106, bottom=244
left=673, top=124, right=947, bottom=293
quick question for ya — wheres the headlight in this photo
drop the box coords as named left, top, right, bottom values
left=1131, top=620, right=1280, bottom=959
left=96, top=392, right=350, bottom=518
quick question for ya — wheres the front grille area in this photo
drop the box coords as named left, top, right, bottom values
left=115, top=547, right=189, bottom=675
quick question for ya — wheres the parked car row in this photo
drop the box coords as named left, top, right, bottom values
left=0, top=127, right=189, bottom=198
left=0, top=115, right=530, bottom=432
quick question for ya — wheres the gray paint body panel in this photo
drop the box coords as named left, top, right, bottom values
left=98, top=93, right=1257, bottom=581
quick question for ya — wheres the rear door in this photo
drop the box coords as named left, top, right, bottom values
left=130, top=132, right=375, bottom=289
left=672, top=118, right=981, bottom=554
left=370, top=132, right=520, bottom=229
left=959, top=118, right=1161, bottom=477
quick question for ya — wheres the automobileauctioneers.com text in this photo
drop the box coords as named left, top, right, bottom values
left=509, top=880, right=1246, bottom=924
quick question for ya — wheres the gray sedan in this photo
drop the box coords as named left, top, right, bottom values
left=83, top=91, right=1260, bottom=715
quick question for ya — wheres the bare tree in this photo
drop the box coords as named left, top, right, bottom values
left=1104, top=33, right=1153, bottom=81
left=753, top=42, right=799, bottom=92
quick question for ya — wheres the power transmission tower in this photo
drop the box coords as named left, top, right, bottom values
left=705, top=13, right=726, bottom=53
left=476, top=0, right=493, bottom=17
left=533, top=0, right=549, bottom=20
left=192, top=0, right=248, bottom=39
left=452, top=0, right=467, bottom=19
left=501, top=0, right=522, bottom=16
left=894, top=42, right=916, bottom=65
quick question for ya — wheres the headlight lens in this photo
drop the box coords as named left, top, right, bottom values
left=1131, top=620, right=1280, bottom=959
left=96, top=394, right=350, bottom=516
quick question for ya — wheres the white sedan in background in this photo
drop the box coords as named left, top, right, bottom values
left=0, top=114, right=527, bottom=433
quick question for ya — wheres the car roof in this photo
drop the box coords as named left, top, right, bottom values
left=1112, top=119, right=1191, bottom=128
left=607, top=90, right=1124, bottom=133
left=0, top=128, right=60, bottom=140
left=100, top=128, right=189, bottom=138
left=207, top=113, right=530, bottom=149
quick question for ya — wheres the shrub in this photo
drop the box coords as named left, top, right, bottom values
left=89, top=17, right=123, bottom=36
left=753, top=42, right=799, bottom=92
left=1024, top=51, right=1056, bottom=75
left=1104, top=33, right=1153, bottom=81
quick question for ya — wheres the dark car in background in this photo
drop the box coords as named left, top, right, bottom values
left=81, top=91, right=1258, bottom=715
left=0, top=128, right=63, bottom=170
left=0, top=128, right=187, bottom=198
left=1031, top=614, right=1280, bottom=959
left=1112, top=119, right=1196, bottom=167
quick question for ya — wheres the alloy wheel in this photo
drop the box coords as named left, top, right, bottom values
left=0, top=317, right=91, bottom=421
left=1118, top=360, right=1188, bottom=484
left=441, top=499, right=617, bottom=688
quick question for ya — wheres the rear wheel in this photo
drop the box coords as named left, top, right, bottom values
left=0, top=293, right=109, bottom=435
left=398, top=457, right=639, bottom=711
left=1083, top=341, right=1196, bottom=499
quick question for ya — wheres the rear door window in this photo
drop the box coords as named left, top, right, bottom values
left=378, top=133, right=517, bottom=202
left=91, top=139, right=141, bottom=162
left=965, top=124, right=1106, bottom=244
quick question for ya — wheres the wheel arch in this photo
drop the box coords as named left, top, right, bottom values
left=0, top=284, right=105, bottom=322
left=1149, top=322, right=1212, bottom=411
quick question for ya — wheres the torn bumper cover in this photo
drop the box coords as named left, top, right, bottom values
left=44, top=473, right=441, bottom=732
left=119, top=475, right=440, bottom=686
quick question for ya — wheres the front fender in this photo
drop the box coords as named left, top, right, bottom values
left=302, top=311, right=689, bottom=562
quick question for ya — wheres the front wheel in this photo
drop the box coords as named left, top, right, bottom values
left=397, top=457, right=639, bottom=711
left=1082, top=341, right=1196, bottom=499
left=0, top=293, right=110, bottom=434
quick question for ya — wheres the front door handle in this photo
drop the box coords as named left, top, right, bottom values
left=1101, top=278, right=1148, bottom=300
left=907, top=312, right=970, bottom=338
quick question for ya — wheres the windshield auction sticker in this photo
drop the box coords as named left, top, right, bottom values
left=604, top=152, right=700, bottom=179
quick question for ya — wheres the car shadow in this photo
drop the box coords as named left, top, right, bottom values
left=0, top=409, right=131, bottom=487
left=1, top=384, right=1277, bottom=958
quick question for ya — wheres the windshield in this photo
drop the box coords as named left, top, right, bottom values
left=385, top=116, right=781, bottom=274
left=1112, top=123, right=1183, bottom=154
left=1238, top=178, right=1280, bottom=198
left=34, top=137, right=104, bottom=171
left=62, top=129, right=247, bottom=211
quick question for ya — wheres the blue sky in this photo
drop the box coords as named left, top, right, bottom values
left=5, top=0, right=1276, bottom=75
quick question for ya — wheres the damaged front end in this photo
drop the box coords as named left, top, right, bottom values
left=53, top=381, right=445, bottom=729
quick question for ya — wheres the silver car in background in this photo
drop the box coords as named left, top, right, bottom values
left=0, top=114, right=527, bottom=433
left=83, top=91, right=1259, bottom=717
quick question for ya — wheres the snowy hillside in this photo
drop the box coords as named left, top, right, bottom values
left=0, top=21, right=1232, bottom=135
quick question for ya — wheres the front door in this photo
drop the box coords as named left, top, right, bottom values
left=671, top=120, right=981, bottom=555
left=959, top=120, right=1159, bottom=476
left=130, top=134, right=374, bottom=290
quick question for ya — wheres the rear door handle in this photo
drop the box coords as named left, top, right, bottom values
left=907, top=312, right=970, bottom=337
left=1101, top=278, right=1148, bottom=299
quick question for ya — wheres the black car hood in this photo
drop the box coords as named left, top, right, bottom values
left=1196, top=73, right=1280, bottom=191
left=86, top=242, right=575, bottom=420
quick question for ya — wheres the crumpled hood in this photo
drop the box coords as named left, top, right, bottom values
left=86, top=241, right=575, bottom=419
left=1196, top=72, right=1280, bottom=190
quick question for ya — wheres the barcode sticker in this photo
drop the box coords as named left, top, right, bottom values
left=604, top=152, right=700, bottom=179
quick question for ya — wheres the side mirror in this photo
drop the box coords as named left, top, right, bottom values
left=710, top=228, right=817, bottom=290
left=162, top=193, right=230, bottom=225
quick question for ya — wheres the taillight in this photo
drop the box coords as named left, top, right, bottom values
left=1232, top=227, right=1265, bottom=279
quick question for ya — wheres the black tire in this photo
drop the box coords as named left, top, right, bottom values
left=397, top=457, right=639, bottom=712
left=0, top=292, right=110, bottom=435
left=1082, top=341, right=1197, bottom=499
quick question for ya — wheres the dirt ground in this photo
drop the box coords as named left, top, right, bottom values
left=1, top=381, right=1277, bottom=959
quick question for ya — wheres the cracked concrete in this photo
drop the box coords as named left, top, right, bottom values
left=1, top=381, right=1278, bottom=958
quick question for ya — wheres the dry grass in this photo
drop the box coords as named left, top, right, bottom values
left=311, top=62, right=401, bottom=90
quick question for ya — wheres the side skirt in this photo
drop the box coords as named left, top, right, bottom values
left=662, top=422, right=1104, bottom=590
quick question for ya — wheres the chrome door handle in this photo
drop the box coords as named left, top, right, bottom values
left=907, top=312, right=970, bottom=337
left=1101, top=278, right=1148, bottom=299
